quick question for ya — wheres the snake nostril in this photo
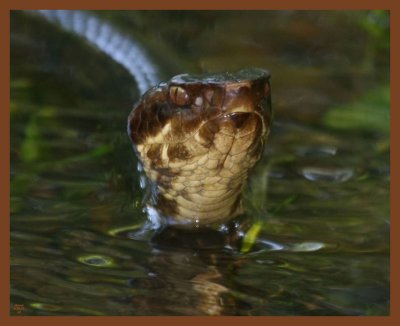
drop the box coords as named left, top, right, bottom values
left=194, top=97, right=203, bottom=107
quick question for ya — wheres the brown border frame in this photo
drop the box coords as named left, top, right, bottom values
left=2, top=0, right=397, bottom=325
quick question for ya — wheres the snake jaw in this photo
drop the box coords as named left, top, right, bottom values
left=128, top=68, right=271, bottom=227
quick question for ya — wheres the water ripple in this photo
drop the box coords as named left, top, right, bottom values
left=300, top=166, right=354, bottom=183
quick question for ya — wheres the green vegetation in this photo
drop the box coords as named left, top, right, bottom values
left=324, top=85, right=390, bottom=134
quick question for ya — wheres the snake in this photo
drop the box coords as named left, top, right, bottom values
left=129, top=69, right=271, bottom=226
left=31, top=10, right=272, bottom=228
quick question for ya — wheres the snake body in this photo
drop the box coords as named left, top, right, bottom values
left=31, top=10, right=272, bottom=227
left=31, top=10, right=159, bottom=94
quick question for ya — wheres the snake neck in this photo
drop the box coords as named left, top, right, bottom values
left=149, top=165, right=247, bottom=226
left=141, top=135, right=264, bottom=227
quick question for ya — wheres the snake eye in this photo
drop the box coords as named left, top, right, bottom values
left=169, top=86, right=190, bottom=106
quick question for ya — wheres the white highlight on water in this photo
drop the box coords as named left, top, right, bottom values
left=30, top=10, right=160, bottom=94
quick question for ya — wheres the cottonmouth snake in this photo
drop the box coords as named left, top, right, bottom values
left=129, top=69, right=271, bottom=226
left=32, top=10, right=272, bottom=228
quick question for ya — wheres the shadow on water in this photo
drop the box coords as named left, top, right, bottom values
left=10, top=10, right=389, bottom=315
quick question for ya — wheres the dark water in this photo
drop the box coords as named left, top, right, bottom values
left=10, top=11, right=390, bottom=316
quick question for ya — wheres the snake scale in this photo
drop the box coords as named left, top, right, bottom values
left=32, top=10, right=272, bottom=228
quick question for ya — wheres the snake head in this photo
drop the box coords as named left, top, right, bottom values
left=128, top=68, right=271, bottom=225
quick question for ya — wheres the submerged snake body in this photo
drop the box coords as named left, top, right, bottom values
left=129, top=69, right=271, bottom=226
